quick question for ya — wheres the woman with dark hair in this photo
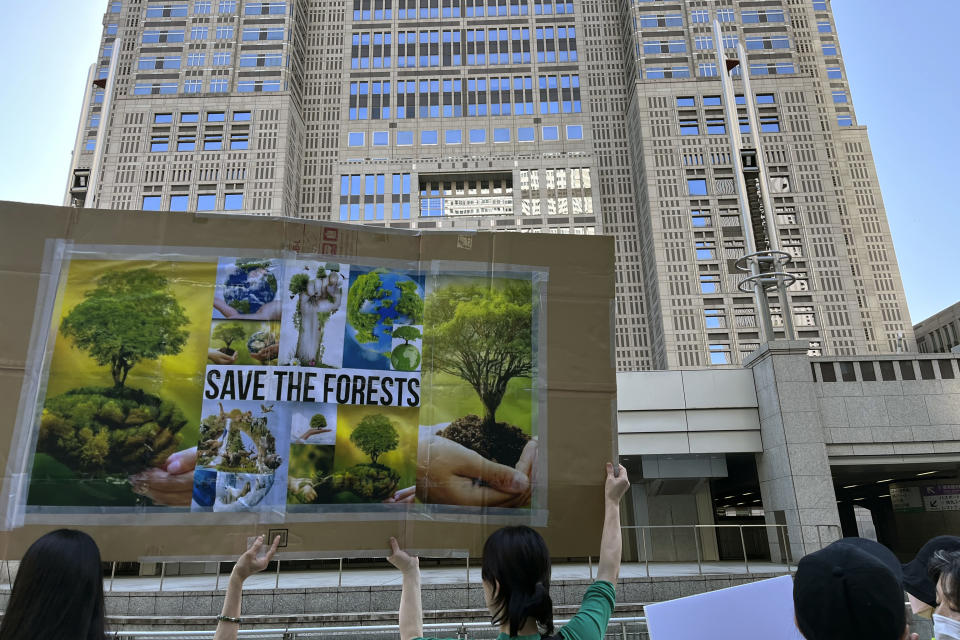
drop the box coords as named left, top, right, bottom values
left=929, top=549, right=960, bottom=640
left=0, top=529, right=278, bottom=640
left=387, top=462, right=630, bottom=640
left=903, top=535, right=960, bottom=618
left=0, top=529, right=107, bottom=640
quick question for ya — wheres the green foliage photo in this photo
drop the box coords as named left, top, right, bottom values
left=349, top=414, right=399, bottom=465
left=59, top=268, right=190, bottom=388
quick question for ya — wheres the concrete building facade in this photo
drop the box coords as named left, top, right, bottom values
left=915, top=301, right=960, bottom=354
left=68, top=0, right=913, bottom=372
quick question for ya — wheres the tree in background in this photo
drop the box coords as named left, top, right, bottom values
left=212, top=322, right=246, bottom=355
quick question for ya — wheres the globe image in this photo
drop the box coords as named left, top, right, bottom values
left=391, top=343, right=421, bottom=371
left=345, top=268, right=424, bottom=369
left=223, top=260, right=278, bottom=314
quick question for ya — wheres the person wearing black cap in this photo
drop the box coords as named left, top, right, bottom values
left=793, top=537, right=918, bottom=640
left=929, top=549, right=960, bottom=640
left=903, top=536, right=960, bottom=618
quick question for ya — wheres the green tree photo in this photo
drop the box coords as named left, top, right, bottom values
left=350, top=414, right=399, bottom=465
left=211, top=322, right=246, bottom=355
left=59, top=269, right=190, bottom=388
left=424, top=280, right=533, bottom=427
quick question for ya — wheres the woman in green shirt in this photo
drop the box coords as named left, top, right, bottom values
left=387, top=461, right=630, bottom=640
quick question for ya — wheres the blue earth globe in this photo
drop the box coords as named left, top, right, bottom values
left=347, top=269, right=423, bottom=367
left=223, top=261, right=278, bottom=314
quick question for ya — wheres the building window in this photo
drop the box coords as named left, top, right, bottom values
left=421, top=130, right=439, bottom=145
left=687, top=178, right=707, bottom=196
left=470, top=128, right=486, bottom=143
left=182, top=113, right=200, bottom=123
left=518, top=127, right=535, bottom=142
left=184, top=79, right=202, bottom=93
left=695, top=240, right=716, bottom=259
left=706, top=118, right=725, bottom=134
left=230, top=132, right=249, bottom=149
left=698, top=63, right=718, bottom=77
left=245, top=2, right=287, bottom=14
left=716, top=8, right=734, bottom=22
left=210, top=78, right=229, bottom=92
left=348, top=132, right=365, bottom=147
left=493, top=127, right=510, bottom=142
left=216, top=26, right=234, bottom=39
left=822, top=43, right=837, bottom=56
left=542, top=126, right=558, bottom=140
left=817, top=21, right=832, bottom=33
left=704, top=309, right=726, bottom=329
left=444, top=129, right=461, bottom=144
left=142, top=195, right=162, bottom=211
left=135, top=82, right=178, bottom=95
left=397, top=131, right=414, bottom=145
left=203, top=133, right=223, bottom=150
left=699, top=274, right=720, bottom=293
left=690, top=9, right=708, bottom=22
left=837, top=115, right=853, bottom=127
left=187, top=53, right=205, bottom=66
left=679, top=118, right=699, bottom=135
left=832, top=91, right=848, bottom=103
left=233, top=111, right=251, bottom=121
left=219, top=0, right=237, bottom=12
left=191, top=27, right=208, bottom=40
left=691, top=210, right=711, bottom=227
left=826, top=67, right=842, bottom=79
left=373, top=131, right=389, bottom=145
left=242, top=27, right=284, bottom=41
left=146, top=4, right=187, bottom=17
left=177, top=134, right=196, bottom=151
left=709, top=344, right=730, bottom=365
left=224, top=193, right=244, bottom=210
left=197, top=194, right=216, bottom=211
left=106, top=23, right=119, bottom=35
left=238, top=80, right=281, bottom=92
left=169, top=195, right=189, bottom=211
left=213, top=52, right=232, bottom=65
left=154, top=113, right=173, bottom=124
left=84, top=138, right=96, bottom=151
left=566, top=125, right=583, bottom=140
left=195, top=1, right=213, bottom=14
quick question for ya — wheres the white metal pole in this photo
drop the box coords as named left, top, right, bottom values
left=86, top=35, right=124, bottom=209
left=737, top=42, right=796, bottom=340
left=712, top=21, right=773, bottom=342
left=63, top=65, right=97, bottom=206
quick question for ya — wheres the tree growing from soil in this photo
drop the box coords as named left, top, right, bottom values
left=349, top=414, right=399, bottom=465
left=310, top=414, right=328, bottom=430
left=212, top=322, right=246, bottom=355
left=59, top=268, right=189, bottom=388
left=423, top=280, right=533, bottom=427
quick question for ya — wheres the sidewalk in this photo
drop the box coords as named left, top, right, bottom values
left=97, top=560, right=794, bottom=593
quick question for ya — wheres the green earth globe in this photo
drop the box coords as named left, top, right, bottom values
left=391, top=343, right=422, bottom=371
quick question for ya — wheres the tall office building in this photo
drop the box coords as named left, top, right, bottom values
left=67, top=0, right=913, bottom=370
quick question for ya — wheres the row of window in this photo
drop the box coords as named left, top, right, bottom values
left=635, top=7, right=784, bottom=26
left=347, top=75, right=581, bottom=120
left=643, top=35, right=789, bottom=55
left=144, top=2, right=284, bottom=16
left=149, top=131, right=250, bottom=152
left=338, top=173, right=412, bottom=221
left=138, top=52, right=284, bottom=69
left=351, top=0, right=573, bottom=21
left=346, top=124, right=584, bottom=147
left=154, top=111, right=252, bottom=123
left=142, top=192, right=244, bottom=212
left=134, top=79, right=282, bottom=94
left=141, top=27, right=283, bottom=43
left=349, top=26, right=576, bottom=69
left=679, top=115, right=781, bottom=136
left=646, top=62, right=796, bottom=79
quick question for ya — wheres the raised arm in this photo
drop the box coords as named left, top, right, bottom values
left=596, top=462, right=630, bottom=585
left=388, top=537, right=423, bottom=640
left=214, top=535, right=280, bottom=640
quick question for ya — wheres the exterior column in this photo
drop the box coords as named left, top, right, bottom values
left=744, top=340, right=842, bottom=561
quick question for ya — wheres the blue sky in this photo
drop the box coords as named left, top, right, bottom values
left=0, top=1, right=956, bottom=323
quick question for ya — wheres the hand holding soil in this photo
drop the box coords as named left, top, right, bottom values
left=250, top=343, right=279, bottom=362
left=415, top=435, right=532, bottom=506
left=129, top=446, right=197, bottom=506
left=214, top=296, right=282, bottom=320
left=207, top=348, right=238, bottom=365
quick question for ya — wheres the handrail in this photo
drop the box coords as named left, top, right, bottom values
left=110, top=616, right=648, bottom=639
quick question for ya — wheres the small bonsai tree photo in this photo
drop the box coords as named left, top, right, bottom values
left=212, top=322, right=247, bottom=356
left=390, top=325, right=422, bottom=371
left=350, top=413, right=399, bottom=466
left=392, top=325, right=421, bottom=344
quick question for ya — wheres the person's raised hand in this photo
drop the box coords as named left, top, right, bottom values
left=604, top=462, right=630, bottom=503
left=232, top=535, right=281, bottom=581
left=387, top=537, right=419, bottom=574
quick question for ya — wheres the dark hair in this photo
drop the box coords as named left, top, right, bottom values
left=481, top=526, right=554, bottom=638
left=0, top=529, right=107, bottom=640
left=929, top=549, right=960, bottom=612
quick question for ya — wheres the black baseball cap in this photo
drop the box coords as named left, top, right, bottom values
left=794, top=538, right=905, bottom=640
left=902, top=535, right=960, bottom=607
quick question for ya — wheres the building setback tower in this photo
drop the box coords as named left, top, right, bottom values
left=67, top=0, right=912, bottom=370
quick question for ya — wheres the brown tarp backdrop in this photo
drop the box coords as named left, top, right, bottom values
left=0, top=201, right=616, bottom=562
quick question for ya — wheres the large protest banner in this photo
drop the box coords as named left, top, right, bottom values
left=0, top=201, right=616, bottom=560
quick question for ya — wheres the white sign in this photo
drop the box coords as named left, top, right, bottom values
left=646, top=575, right=803, bottom=640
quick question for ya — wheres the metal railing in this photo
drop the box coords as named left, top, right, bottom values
left=620, top=523, right=841, bottom=577
left=110, top=616, right=648, bottom=640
